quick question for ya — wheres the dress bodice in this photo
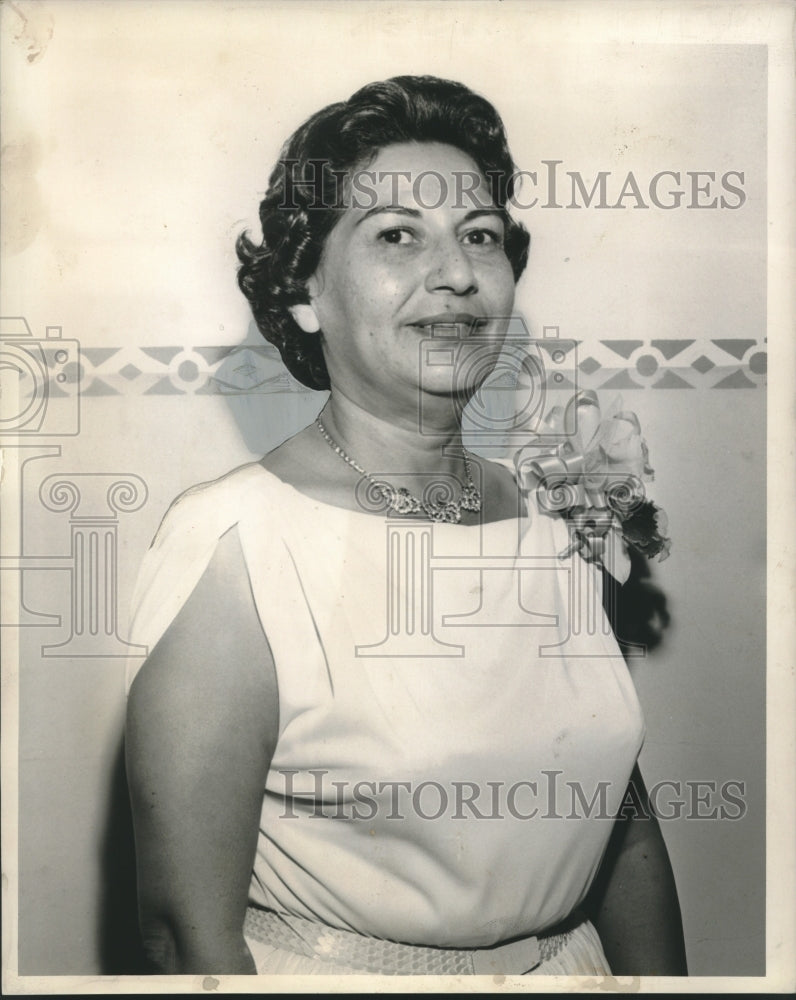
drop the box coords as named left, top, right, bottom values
left=127, top=461, right=645, bottom=948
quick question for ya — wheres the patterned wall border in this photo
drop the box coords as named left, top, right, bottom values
left=0, top=317, right=766, bottom=408
left=68, top=337, right=766, bottom=396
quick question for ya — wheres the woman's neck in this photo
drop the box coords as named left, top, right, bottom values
left=320, top=389, right=466, bottom=477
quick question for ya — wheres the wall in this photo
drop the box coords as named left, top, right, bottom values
left=2, top=0, right=779, bottom=984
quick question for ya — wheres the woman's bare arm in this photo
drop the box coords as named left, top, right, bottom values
left=585, top=764, right=688, bottom=975
left=125, top=527, right=278, bottom=973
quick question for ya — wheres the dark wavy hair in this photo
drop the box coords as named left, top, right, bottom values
left=236, top=75, right=531, bottom=390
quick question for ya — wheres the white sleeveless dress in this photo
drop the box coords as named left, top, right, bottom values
left=126, top=461, right=645, bottom=975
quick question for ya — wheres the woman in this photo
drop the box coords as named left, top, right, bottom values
left=125, top=75, right=687, bottom=976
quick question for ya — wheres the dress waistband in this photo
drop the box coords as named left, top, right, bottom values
left=243, top=906, right=577, bottom=975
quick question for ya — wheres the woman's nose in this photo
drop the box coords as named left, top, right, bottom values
left=424, top=238, right=478, bottom=296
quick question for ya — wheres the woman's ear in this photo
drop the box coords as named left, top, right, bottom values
left=289, top=303, right=321, bottom=334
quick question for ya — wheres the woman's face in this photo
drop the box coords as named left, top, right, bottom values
left=294, top=141, right=518, bottom=423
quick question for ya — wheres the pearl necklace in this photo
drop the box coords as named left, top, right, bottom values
left=315, top=416, right=481, bottom=524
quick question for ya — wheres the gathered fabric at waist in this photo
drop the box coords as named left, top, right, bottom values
left=243, top=905, right=593, bottom=976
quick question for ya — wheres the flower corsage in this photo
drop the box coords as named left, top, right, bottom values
left=515, top=390, right=671, bottom=584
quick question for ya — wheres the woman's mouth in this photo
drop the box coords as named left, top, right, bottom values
left=408, top=314, right=488, bottom=338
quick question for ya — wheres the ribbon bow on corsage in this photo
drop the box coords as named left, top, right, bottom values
left=515, top=390, right=671, bottom=583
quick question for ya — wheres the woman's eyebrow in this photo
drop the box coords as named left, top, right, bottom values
left=459, top=209, right=504, bottom=224
left=355, top=205, right=421, bottom=226
left=355, top=206, right=504, bottom=227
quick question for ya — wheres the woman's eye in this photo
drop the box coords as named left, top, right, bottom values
left=378, top=228, right=416, bottom=245
left=462, top=228, right=503, bottom=247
